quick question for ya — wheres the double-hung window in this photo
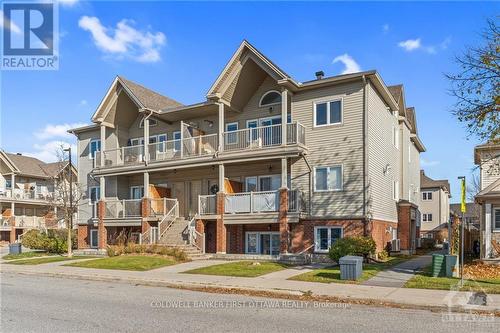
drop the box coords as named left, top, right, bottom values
left=422, top=192, right=433, bottom=201
left=89, top=139, right=101, bottom=159
left=173, top=131, right=181, bottom=152
left=314, top=226, right=343, bottom=252
left=130, top=186, right=144, bottom=199
left=494, top=209, right=500, bottom=230
left=314, top=166, right=342, bottom=191
left=423, top=213, right=433, bottom=222
left=314, top=100, right=342, bottom=127
left=89, top=186, right=100, bottom=203
left=225, top=122, right=239, bottom=145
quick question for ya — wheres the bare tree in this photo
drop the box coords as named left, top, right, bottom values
left=467, top=172, right=481, bottom=202
left=47, top=146, right=83, bottom=257
left=446, top=18, right=499, bottom=143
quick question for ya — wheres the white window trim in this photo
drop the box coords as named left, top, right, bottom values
left=259, top=90, right=282, bottom=107
left=493, top=208, right=500, bottom=231
left=130, top=185, right=144, bottom=199
left=422, top=191, right=433, bottom=201
left=313, top=98, right=343, bottom=128
left=89, top=139, right=101, bottom=159
left=225, top=122, right=239, bottom=145
left=313, top=226, right=343, bottom=253
left=90, top=229, right=98, bottom=249
left=139, top=118, right=158, bottom=128
left=392, top=126, right=400, bottom=149
left=313, top=165, right=343, bottom=192
left=393, top=180, right=400, bottom=201
left=245, top=231, right=280, bottom=254
left=88, top=186, right=100, bottom=205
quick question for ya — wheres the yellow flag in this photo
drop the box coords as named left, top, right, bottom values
left=461, top=178, right=466, bottom=213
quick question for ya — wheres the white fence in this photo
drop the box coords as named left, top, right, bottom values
left=95, top=144, right=144, bottom=168
left=225, top=191, right=279, bottom=214
left=148, top=134, right=218, bottom=162
left=14, top=216, right=46, bottom=228
left=149, top=198, right=178, bottom=217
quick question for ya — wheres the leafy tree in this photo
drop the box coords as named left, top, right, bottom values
left=446, top=19, right=499, bottom=142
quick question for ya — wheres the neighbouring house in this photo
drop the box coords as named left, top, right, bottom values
left=449, top=203, right=480, bottom=230
left=419, top=170, right=451, bottom=242
left=69, top=40, right=425, bottom=258
left=474, top=142, right=500, bottom=260
left=0, top=150, right=77, bottom=242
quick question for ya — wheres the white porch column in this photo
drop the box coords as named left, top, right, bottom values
left=281, top=157, right=288, bottom=189
left=143, top=116, right=150, bottom=163
left=180, top=121, right=184, bottom=159
left=99, top=176, right=106, bottom=200
left=143, top=172, right=150, bottom=198
left=100, top=125, right=106, bottom=167
left=485, top=204, right=492, bottom=259
left=218, top=164, right=225, bottom=193
left=281, top=89, right=288, bottom=145
left=218, top=102, right=224, bottom=152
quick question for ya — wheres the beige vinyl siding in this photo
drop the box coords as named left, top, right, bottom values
left=400, top=125, right=410, bottom=201
left=409, top=142, right=421, bottom=204
left=479, top=150, right=500, bottom=190
left=225, top=76, right=284, bottom=126
left=420, top=187, right=448, bottom=231
left=76, top=129, right=100, bottom=224
left=367, top=82, right=399, bottom=223
left=291, top=80, right=365, bottom=217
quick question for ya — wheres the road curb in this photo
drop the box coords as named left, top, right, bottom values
left=3, top=268, right=499, bottom=316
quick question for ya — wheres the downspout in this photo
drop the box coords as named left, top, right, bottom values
left=362, top=75, right=369, bottom=236
left=300, top=153, right=313, bottom=217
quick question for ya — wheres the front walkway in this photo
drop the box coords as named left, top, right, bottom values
left=362, top=252, right=437, bottom=288
left=1, top=254, right=498, bottom=312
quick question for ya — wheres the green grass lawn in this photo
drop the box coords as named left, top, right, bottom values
left=64, top=255, right=177, bottom=271
left=404, top=266, right=500, bottom=294
left=289, top=256, right=413, bottom=284
left=5, top=256, right=86, bottom=265
left=183, top=261, right=288, bottom=277
left=2, top=251, right=51, bottom=260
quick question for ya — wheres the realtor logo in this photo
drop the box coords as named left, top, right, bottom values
left=1, top=1, right=59, bottom=70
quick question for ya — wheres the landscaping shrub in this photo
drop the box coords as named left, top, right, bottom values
left=421, top=238, right=436, bottom=250
left=106, top=244, right=188, bottom=262
left=328, top=236, right=377, bottom=262
left=21, top=229, right=76, bottom=254
left=377, top=250, right=389, bottom=261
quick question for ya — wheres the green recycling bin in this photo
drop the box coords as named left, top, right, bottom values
left=432, top=254, right=445, bottom=277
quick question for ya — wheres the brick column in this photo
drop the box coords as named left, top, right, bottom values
left=279, top=187, right=289, bottom=254
left=77, top=225, right=90, bottom=249
left=97, top=200, right=107, bottom=249
left=216, top=192, right=226, bottom=253
left=9, top=217, right=16, bottom=243
left=195, top=219, right=205, bottom=234
left=141, top=197, right=151, bottom=237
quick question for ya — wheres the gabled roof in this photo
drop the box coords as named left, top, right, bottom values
left=387, top=84, right=403, bottom=103
left=420, top=170, right=451, bottom=194
left=476, top=178, right=500, bottom=200
left=92, top=76, right=182, bottom=123
left=1, top=151, right=72, bottom=179
left=474, top=142, right=500, bottom=165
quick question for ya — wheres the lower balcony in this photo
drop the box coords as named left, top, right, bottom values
left=197, top=189, right=302, bottom=224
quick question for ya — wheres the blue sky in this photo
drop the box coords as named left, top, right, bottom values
left=1, top=1, right=498, bottom=202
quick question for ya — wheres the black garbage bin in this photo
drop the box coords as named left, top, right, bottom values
left=9, top=243, right=22, bottom=255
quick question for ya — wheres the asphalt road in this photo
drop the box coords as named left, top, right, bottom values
left=0, top=273, right=495, bottom=333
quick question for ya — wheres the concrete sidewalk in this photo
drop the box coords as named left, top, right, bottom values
left=1, top=257, right=498, bottom=314
left=362, top=253, right=435, bottom=288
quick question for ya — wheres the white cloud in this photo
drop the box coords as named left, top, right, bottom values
left=0, top=10, right=21, bottom=34
left=35, top=123, right=88, bottom=140
left=79, top=99, right=88, bottom=106
left=78, top=16, right=166, bottom=63
left=382, top=24, right=390, bottom=33
left=398, top=37, right=451, bottom=54
left=57, top=0, right=79, bottom=6
left=332, top=54, right=361, bottom=74
left=23, top=141, right=76, bottom=163
left=421, top=158, right=440, bottom=167
left=398, top=38, right=422, bottom=52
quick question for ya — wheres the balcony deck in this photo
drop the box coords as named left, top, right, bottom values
left=93, top=122, right=307, bottom=174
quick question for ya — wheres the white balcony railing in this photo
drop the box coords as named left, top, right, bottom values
left=94, top=123, right=306, bottom=169
left=0, top=189, right=54, bottom=201
left=104, top=199, right=142, bottom=219
left=198, top=194, right=217, bottom=215
left=14, top=216, right=46, bottom=228
left=148, top=133, right=218, bottom=163
left=149, top=197, right=178, bottom=217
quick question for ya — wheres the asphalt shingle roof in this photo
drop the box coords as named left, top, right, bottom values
left=118, top=76, right=183, bottom=111
left=4, top=152, right=68, bottom=178
left=420, top=170, right=450, bottom=193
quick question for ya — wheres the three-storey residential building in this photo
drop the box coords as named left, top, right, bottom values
left=0, top=151, right=76, bottom=242
left=70, top=41, right=425, bottom=257
left=419, top=170, right=451, bottom=241
left=474, top=142, right=500, bottom=260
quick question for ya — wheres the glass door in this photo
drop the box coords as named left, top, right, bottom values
left=260, top=234, right=271, bottom=255
left=90, top=229, right=98, bottom=248
left=270, top=234, right=280, bottom=255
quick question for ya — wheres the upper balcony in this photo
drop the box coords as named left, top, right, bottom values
left=94, top=122, right=306, bottom=171
left=0, top=188, right=54, bottom=203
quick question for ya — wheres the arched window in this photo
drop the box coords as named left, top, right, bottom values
left=259, top=90, right=282, bottom=107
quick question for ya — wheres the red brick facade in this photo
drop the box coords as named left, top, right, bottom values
left=397, top=201, right=418, bottom=254
left=278, top=188, right=288, bottom=254
left=216, top=192, right=226, bottom=253
left=369, top=219, right=398, bottom=252
left=77, top=225, right=90, bottom=249
left=97, top=200, right=107, bottom=249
